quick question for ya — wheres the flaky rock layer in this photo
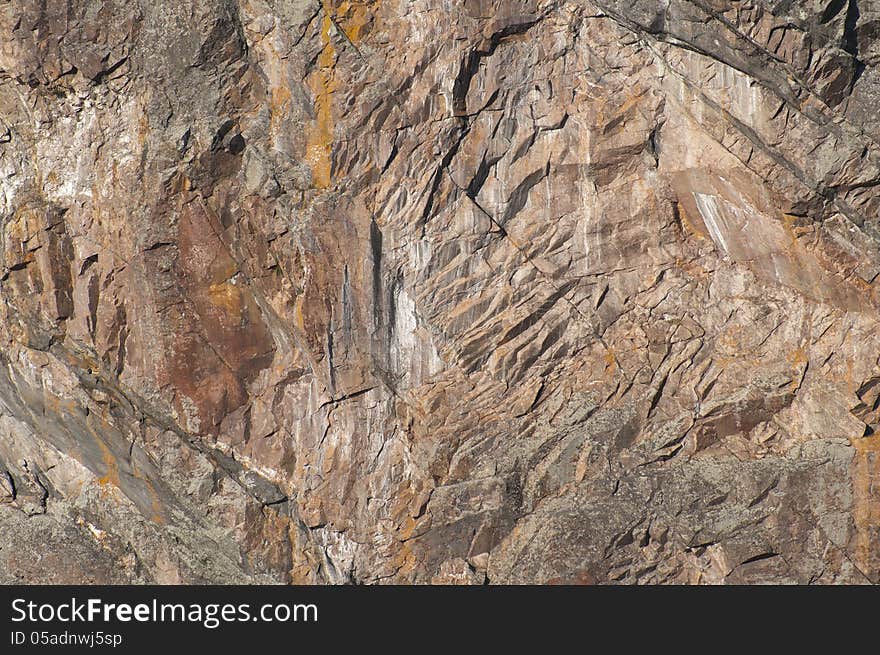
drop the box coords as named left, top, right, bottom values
left=1, top=0, right=879, bottom=584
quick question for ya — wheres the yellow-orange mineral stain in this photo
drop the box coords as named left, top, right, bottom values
left=207, top=261, right=244, bottom=315
left=209, top=281, right=244, bottom=314
left=95, top=437, right=121, bottom=490
left=676, top=201, right=706, bottom=241
left=304, top=1, right=378, bottom=189
left=305, top=5, right=338, bottom=189
left=336, top=0, right=375, bottom=42
left=787, top=347, right=809, bottom=368
left=603, top=348, right=617, bottom=376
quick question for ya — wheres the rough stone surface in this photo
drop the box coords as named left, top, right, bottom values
left=1, top=0, right=879, bottom=584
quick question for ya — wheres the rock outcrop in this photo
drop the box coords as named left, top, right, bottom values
left=1, top=0, right=879, bottom=584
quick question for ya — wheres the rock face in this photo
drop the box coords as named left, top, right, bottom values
left=1, top=0, right=879, bottom=585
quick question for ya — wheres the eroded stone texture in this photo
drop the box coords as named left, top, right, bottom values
left=0, top=0, right=879, bottom=584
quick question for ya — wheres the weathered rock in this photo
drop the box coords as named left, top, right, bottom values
left=0, top=0, right=878, bottom=584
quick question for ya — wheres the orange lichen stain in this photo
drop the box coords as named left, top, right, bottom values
left=780, top=213, right=801, bottom=248
left=603, top=348, right=617, bottom=376
left=674, top=256, right=711, bottom=282
left=335, top=1, right=378, bottom=42
left=305, top=3, right=339, bottom=189
left=676, top=202, right=706, bottom=240
left=787, top=347, right=809, bottom=368
left=95, top=437, right=120, bottom=490
left=390, top=537, right=419, bottom=574
left=204, top=255, right=243, bottom=314
left=208, top=279, right=244, bottom=314
left=397, top=515, right=425, bottom=541
left=294, top=295, right=306, bottom=330
left=850, top=274, right=873, bottom=294
left=303, top=1, right=379, bottom=189
left=851, top=433, right=880, bottom=577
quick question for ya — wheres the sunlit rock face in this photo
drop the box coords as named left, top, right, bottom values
left=1, top=0, right=879, bottom=584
